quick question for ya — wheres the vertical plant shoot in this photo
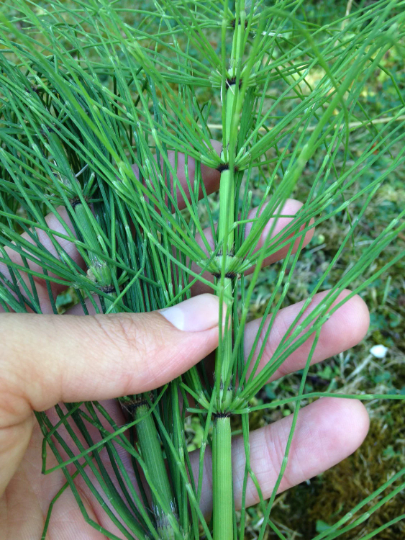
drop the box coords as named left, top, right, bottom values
left=0, top=1, right=405, bottom=539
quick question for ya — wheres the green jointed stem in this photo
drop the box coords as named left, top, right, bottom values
left=73, top=165, right=176, bottom=536
left=217, top=119, right=236, bottom=397
left=212, top=417, right=233, bottom=540
left=135, top=404, right=177, bottom=539
left=212, top=33, right=239, bottom=537
left=213, top=259, right=234, bottom=540
left=75, top=187, right=177, bottom=535
left=216, top=88, right=237, bottom=402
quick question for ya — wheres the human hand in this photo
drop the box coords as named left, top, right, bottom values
left=0, top=145, right=370, bottom=538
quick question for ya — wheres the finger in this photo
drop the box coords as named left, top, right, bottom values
left=132, top=140, right=222, bottom=211
left=197, top=397, right=369, bottom=514
left=0, top=294, right=220, bottom=495
left=244, top=198, right=315, bottom=272
left=191, top=199, right=314, bottom=295
left=244, top=289, right=370, bottom=381
left=0, top=206, right=85, bottom=313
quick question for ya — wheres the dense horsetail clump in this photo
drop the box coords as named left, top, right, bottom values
left=0, top=0, right=405, bottom=538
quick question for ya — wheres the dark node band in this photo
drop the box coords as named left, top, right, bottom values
left=231, top=19, right=249, bottom=29
left=216, top=163, right=229, bottom=172
left=69, top=198, right=81, bottom=209
left=216, top=163, right=239, bottom=173
left=213, top=412, right=231, bottom=419
left=211, top=271, right=238, bottom=280
left=226, top=77, right=243, bottom=89
left=121, top=399, right=148, bottom=415
left=99, top=284, right=116, bottom=294
left=226, top=77, right=237, bottom=87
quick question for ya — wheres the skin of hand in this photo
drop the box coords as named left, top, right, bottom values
left=0, top=142, right=370, bottom=539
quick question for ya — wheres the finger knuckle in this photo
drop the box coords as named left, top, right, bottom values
left=90, top=313, right=165, bottom=363
left=0, top=318, right=31, bottom=424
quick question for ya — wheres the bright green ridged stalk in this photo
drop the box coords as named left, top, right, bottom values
left=135, top=403, right=177, bottom=539
left=212, top=415, right=233, bottom=540
left=213, top=164, right=235, bottom=540
left=212, top=60, right=238, bottom=540
left=212, top=10, right=246, bottom=538
left=212, top=149, right=236, bottom=540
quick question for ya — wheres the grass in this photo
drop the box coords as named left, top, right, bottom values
left=233, top=110, right=405, bottom=539
left=1, top=0, right=404, bottom=538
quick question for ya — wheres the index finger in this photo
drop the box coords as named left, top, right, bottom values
left=132, top=139, right=222, bottom=211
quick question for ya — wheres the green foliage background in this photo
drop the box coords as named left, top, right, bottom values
left=208, top=2, right=405, bottom=537
left=1, top=0, right=404, bottom=538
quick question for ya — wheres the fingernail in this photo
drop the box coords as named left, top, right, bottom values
left=159, top=294, right=220, bottom=332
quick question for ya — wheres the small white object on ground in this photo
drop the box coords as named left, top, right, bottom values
left=370, top=344, right=388, bottom=359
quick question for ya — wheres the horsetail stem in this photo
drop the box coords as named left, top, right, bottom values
left=2, top=1, right=405, bottom=539
left=213, top=415, right=233, bottom=540
left=211, top=12, right=245, bottom=537
left=52, top=130, right=178, bottom=534
left=134, top=402, right=178, bottom=540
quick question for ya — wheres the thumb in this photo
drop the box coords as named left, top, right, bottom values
left=0, top=294, right=219, bottom=495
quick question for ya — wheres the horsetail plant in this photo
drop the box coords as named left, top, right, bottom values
left=0, top=0, right=405, bottom=539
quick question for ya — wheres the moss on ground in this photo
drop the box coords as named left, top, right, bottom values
left=238, top=409, right=405, bottom=539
